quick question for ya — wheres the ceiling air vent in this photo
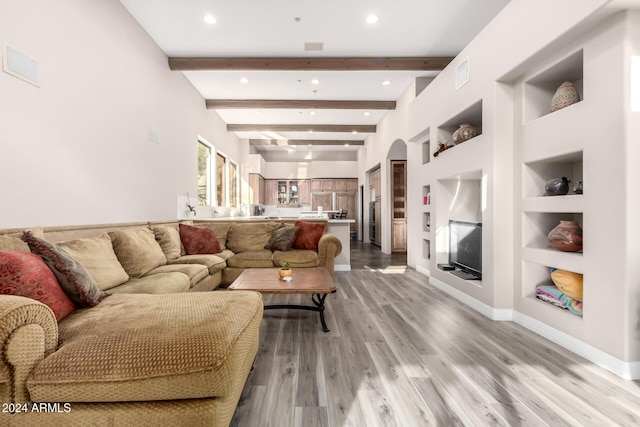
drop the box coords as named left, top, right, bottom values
left=304, top=42, right=324, bottom=52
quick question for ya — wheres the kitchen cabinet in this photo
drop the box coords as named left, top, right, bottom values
left=333, top=179, right=346, bottom=191
left=311, top=179, right=323, bottom=192
left=392, top=219, right=407, bottom=252
left=321, top=179, right=334, bottom=191
left=346, top=179, right=358, bottom=192
left=264, top=180, right=278, bottom=205
left=299, top=180, right=311, bottom=205
left=311, top=193, right=332, bottom=212
left=391, top=161, right=407, bottom=252
left=335, top=192, right=357, bottom=232
left=370, top=169, right=381, bottom=201
left=248, top=173, right=265, bottom=204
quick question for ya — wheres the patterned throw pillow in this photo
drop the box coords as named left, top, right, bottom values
left=21, top=231, right=110, bottom=307
left=265, top=224, right=299, bottom=252
left=292, top=221, right=325, bottom=251
left=0, top=251, right=75, bottom=321
left=179, top=224, right=222, bottom=255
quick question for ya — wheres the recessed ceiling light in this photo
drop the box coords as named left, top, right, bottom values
left=239, top=77, right=249, bottom=84
left=255, top=111, right=261, bottom=115
left=203, top=15, right=216, bottom=24
left=352, top=130, right=358, bottom=134
left=366, top=15, right=379, bottom=24
left=311, top=78, right=320, bottom=85
left=309, top=111, right=316, bottom=116
left=382, top=80, right=391, bottom=86
left=308, top=130, right=314, bottom=133
left=345, top=143, right=350, bottom=146
left=363, top=111, right=370, bottom=116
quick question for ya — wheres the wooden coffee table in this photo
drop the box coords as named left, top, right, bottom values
left=229, top=268, right=336, bottom=332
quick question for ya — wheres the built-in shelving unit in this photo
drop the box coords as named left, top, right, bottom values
left=422, top=130, right=431, bottom=164
left=516, top=47, right=587, bottom=328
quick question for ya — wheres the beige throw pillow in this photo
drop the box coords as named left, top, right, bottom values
left=57, top=233, right=129, bottom=291
left=109, top=227, right=166, bottom=278
left=226, top=222, right=277, bottom=253
left=0, top=227, right=45, bottom=252
left=153, top=225, right=182, bottom=261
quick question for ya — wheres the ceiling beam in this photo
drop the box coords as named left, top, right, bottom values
left=169, top=57, right=453, bottom=71
left=228, top=124, right=376, bottom=133
left=206, top=99, right=396, bottom=110
left=250, top=139, right=365, bottom=146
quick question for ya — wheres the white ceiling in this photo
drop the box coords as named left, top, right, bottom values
left=120, top=0, right=510, bottom=160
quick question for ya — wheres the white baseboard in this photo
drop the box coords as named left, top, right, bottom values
left=423, top=275, right=640, bottom=380
left=335, top=264, right=351, bottom=272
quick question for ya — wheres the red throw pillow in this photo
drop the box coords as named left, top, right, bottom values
left=0, top=251, right=75, bottom=321
left=293, top=221, right=325, bottom=251
left=179, top=224, right=222, bottom=255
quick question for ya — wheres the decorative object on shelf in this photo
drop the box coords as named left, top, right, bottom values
left=544, top=177, right=570, bottom=196
left=433, top=141, right=452, bottom=157
left=278, top=261, right=292, bottom=279
left=547, top=220, right=583, bottom=252
left=550, top=81, right=580, bottom=112
left=573, top=180, right=583, bottom=194
left=452, top=123, right=478, bottom=145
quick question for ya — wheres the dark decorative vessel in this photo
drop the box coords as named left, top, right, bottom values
left=573, top=181, right=583, bottom=194
left=548, top=220, right=583, bottom=252
left=544, top=177, right=570, bottom=196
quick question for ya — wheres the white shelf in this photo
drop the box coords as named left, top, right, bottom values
left=521, top=247, right=584, bottom=273
left=522, top=195, right=584, bottom=212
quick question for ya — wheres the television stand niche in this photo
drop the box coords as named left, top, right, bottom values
left=450, top=269, right=481, bottom=281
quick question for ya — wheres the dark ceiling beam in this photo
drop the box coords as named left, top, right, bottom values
left=206, top=99, right=396, bottom=110
left=228, top=124, right=376, bottom=133
left=250, top=139, right=365, bottom=146
left=169, top=57, right=453, bottom=71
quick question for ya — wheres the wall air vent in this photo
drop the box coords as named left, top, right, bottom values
left=304, top=42, right=324, bottom=52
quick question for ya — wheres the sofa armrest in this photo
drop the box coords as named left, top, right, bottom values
left=0, top=295, right=58, bottom=403
left=317, top=233, right=342, bottom=278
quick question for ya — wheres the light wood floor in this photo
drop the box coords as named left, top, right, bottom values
left=231, top=245, right=640, bottom=426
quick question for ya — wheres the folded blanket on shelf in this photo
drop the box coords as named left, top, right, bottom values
left=536, top=284, right=583, bottom=317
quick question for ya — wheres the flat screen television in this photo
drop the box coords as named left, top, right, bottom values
left=448, top=220, right=482, bottom=280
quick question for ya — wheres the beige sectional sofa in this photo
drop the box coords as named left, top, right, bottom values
left=0, top=218, right=341, bottom=294
left=0, top=218, right=341, bottom=425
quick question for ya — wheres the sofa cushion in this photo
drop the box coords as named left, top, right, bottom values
left=198, top=223, right=232, bottom=251
left=179, top=224, right=222, bottom=255
left=0, top=251, right=75, bottom=321
left=226, top=250, right=274, bottom=268
left=57, top=233, right=130, bottom=291
left=109, top=228, right=166, bottom=278
left=146, top=264, right=209, bottom=288
left=216, top=249, right=235, bottom=261
left=27, top=291, right=263, bottom=402
left=106, top=273, right=190, bottom=294
left=152, top=225, right=182, bottom=261
left=169, top=254, right=227, bottom=275
left=0, top=227, right=45, bottom=252
left=226, top=222, right=277, bottom=253
left=265, top=223, right=299, bottom=252
left=293, top=221, right=325, bottom=251
left=271, top=249, right=320, bottom=268
left=21, top=231, right=110, bottom=307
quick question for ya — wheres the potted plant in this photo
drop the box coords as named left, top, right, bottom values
left=186, top=192, right=197, bottom=217
left=279, top=261, right=292, bottom=279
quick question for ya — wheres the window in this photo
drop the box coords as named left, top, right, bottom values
left=216, top=152, right=226, bottom=207
left=198, top=141, right=212, bottom=205
left=198, top=138, right=239, bottom=208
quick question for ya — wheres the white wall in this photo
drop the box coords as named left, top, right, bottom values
left=0, top=0, right=241, bottom=228
left=264, top=161, right=358, bottom=179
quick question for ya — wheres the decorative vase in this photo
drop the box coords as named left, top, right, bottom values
left=550, top=81, right=580, bottom=112
left=279, top=268, right=292, bottom=279
left=452, top=123, right=478, bottom=145
left=547, top=220, right=583, bottom=252
left=544, top=177, right=570, bottom=196
left=573, top=180, right=583, bottom=194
